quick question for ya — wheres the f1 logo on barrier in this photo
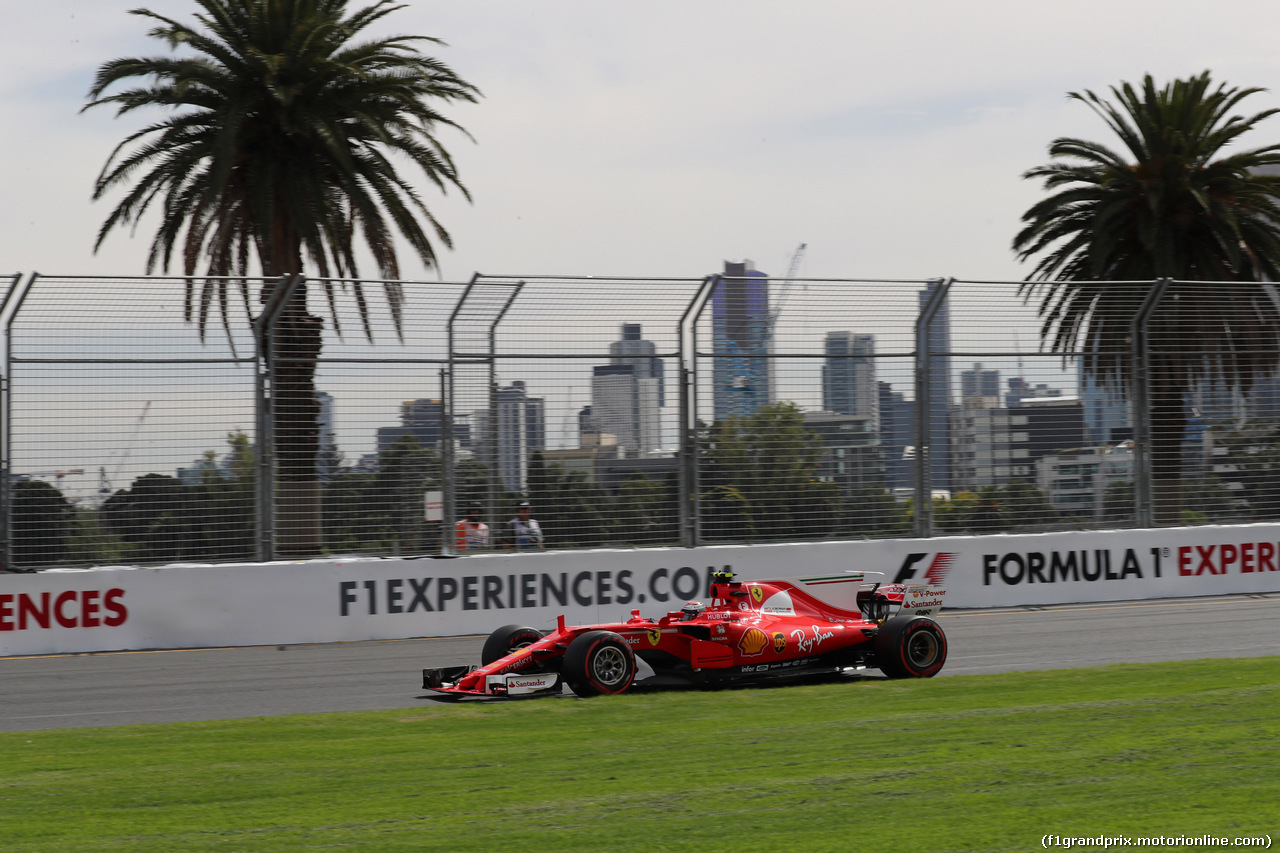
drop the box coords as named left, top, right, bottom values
left=893, top=552, right=956, bottom=585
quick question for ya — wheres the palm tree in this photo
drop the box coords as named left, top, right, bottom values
left=84, top=0, right=479, bottom=554
left=1013, top=72, right=1280, bottom=525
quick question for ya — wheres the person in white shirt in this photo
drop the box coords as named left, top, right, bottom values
left=506, top=501, right=544, bottom=550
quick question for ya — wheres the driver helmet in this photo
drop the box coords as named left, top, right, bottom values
left=680, top=600, right=705, bottom=621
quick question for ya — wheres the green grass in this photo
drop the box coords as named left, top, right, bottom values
left=4, top=659, right=1280, bottom=852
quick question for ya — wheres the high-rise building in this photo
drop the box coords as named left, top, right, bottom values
left=951, top=396, right=1085, bottom=490
left=590, top=323, right=664, bottom=455
left=316, top=391, right=337, bottom=480
left=878, top=382, right=915, bottom=492
left=803, top=411, right=884, bottom=496
left=591, top=364, right=661, bottom=456
left=471, top=381, right=545, bottom=492
left=822, top=332, right=877, bottom=423
left=960, top=363, right=1001, bottom=405
left=712, top=260, right=771, bottom=421
left=609, top=323, right=665, bottom=407
left=920, top=280, right=953, bottom=491
left=376, top=398, right=472, bottom=456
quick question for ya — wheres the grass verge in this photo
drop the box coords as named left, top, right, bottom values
left=3, top=658, right=1280, bottom=852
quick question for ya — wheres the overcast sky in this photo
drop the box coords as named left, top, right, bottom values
left=7, top=0, right=1280, bottom=285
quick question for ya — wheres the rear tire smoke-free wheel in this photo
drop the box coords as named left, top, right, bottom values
left=562, top=630, right=636, bottom=697
left=481, top=624, right=544, bottom=666
left=875, top=617, right=947, bottom=679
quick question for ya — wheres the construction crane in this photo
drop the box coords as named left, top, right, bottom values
left=762, top=242, right=807, bottom=346
left=720, top=243, right=808, bottom=410
left=99, top=401, right=152, bottom=496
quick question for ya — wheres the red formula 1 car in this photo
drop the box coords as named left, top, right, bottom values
left=422, top=570, right=947, bottom=699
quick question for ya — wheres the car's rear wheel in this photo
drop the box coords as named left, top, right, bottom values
left=481, top=624, right=543, bottom=666
left=875, top=617, right=947, bottom=678
left=563, top=630, right=636, bottom=697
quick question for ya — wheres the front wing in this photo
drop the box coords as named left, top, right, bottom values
left=423, top=665, right=565, bottom=699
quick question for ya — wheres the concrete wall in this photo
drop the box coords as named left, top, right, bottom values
left=5, top=522, right=1280, bottom=656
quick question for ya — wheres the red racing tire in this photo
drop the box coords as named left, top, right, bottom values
left=875, top=617, right=947, bottom=679
left=481, top=624, right=544, bottom=666
left=562, top=630, right=636, bottom=697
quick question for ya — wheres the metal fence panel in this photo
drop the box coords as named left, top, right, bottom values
left=448, top=276, right=705, bottom=553
left=935, top=280, right=1147, bottom=535
left=692, top=277, right=932, bottom=544
left=1142, top=279, right=1280, bottom=527
left=3, top=275, right=264, bottom=569
left=301, top=276, right=468, bottom=557
left=4, top=273, right=1280, bottom=570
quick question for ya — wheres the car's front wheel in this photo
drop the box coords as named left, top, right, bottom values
left=875, top=617, right=947, bottom=678
left=562, top=630, right=636, bottom=697
left=481, top=624, right=544, bottom=666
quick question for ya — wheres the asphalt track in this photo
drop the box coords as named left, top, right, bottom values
left=3, top=592, right=1278, bottom=732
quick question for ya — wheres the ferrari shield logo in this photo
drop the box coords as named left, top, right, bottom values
left=750, top=586, right=764, bottom=604
left=647, top=628, right=661, bottom=646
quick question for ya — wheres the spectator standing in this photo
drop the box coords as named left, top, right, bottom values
left=455, top=503, right=489, bottom=551
left=506, top=501, right=544, bottom=550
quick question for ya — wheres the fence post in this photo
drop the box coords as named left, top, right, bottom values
left=1130, top=278, right=1169, bottom=529
left=913, top=277, right=950, bottom=538
left=442, top=274, right=476, bottom=556
left=680, top=276, right=717, bottom=547
left=0, top=272, right=35, bottom=571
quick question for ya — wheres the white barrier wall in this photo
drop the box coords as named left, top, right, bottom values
left=5, top=522, right=1280, bottom=657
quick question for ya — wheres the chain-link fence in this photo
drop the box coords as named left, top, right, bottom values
left=4, top=272, right=1279, bottom=570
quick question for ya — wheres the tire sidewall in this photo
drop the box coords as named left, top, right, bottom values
left=877, top=617, right=947, bottom=678
left=564, top=630, right=636, bottom=696
left=481, top=624, right=544, bottom=666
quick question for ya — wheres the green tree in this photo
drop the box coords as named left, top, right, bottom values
left=526, top=451, right=606, bottom=549
left=613, top=473, right=678, bottom=547
left=10, top=480, right=75, bottom=569
left=1013, top=72, right=1280, bottom=525
left=934, top=481, right=1057, bottom=534
left=843, top=486, right=910, bottom=538
left=373, top=434, right=438, bottom=552
left=701, top=402, right=838, bottom=541
left=85, top=0, right=479, bottom=554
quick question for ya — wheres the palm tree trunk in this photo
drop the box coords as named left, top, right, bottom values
left=263, top=224, right=323, bottom=557
left=273, top=290, right=324, bottom=556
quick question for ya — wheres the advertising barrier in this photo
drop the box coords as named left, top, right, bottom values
left=4, top=523, right=1280, bottom=657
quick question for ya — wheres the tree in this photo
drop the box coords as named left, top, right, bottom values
left=701, top=402, right=839, bottom=541
left=526, top=451, right=607, bottom=549
left=613, top=473, right=678, bottom=547
left=85, top=0, right=479, bottom=554
left=10, top=480, right=75, bottom=569
left=1013, top=72, right=1280, bottom=525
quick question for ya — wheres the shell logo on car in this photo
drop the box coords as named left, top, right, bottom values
left=738, top=627, right=769, bottom=656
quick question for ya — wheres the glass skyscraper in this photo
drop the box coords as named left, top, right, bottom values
left=712, top=261, right=771, bottom=422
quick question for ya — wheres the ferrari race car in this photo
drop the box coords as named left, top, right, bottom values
left=422, top=570, right=947, bottom=699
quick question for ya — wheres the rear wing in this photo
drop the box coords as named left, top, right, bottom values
left=787, top=574, right=946, bottom=620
